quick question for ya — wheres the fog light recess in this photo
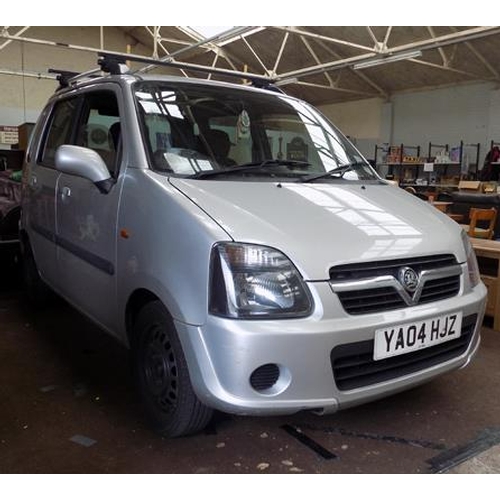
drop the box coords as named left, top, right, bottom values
left=250, top=364, right=280, bottom=391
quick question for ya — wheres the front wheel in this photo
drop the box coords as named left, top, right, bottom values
left=132, top=301, right=213, bottom=437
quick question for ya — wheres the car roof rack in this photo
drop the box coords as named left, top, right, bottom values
left=48, top=67, right=105, bottom=90
left=97, top=51, right=280, bottom=92
left=47, top=68, right=79, bottom=88
left=50, top=53, right=283, bottom=94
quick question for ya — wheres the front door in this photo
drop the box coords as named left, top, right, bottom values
left=55, top=87, right=124, bottom=333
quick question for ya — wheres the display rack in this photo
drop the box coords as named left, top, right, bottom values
left=375, top=140, right=481, bottom=192
left=373, top=143, right=423, bottom=178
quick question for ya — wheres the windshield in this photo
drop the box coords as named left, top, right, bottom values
left=134, top=81, right=378, bottom=182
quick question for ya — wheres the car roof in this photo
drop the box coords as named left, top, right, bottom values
left=53, top=71, right=290, bottom=101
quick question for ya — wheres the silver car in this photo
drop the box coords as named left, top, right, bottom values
left=20, top=68, right=487, bottom=437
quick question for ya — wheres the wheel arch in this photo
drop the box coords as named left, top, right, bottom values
left=125, top=288, right=164, bottom=347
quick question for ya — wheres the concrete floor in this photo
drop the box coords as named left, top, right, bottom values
left=1, top=254, right=500, bottom=474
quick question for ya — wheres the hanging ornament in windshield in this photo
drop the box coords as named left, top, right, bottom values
left=237, top=109, right=250, bottom=140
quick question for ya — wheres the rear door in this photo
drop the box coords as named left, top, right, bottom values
left=55, top=86, right=124, bottom=332
left=26, top=97, right=79, bottom=287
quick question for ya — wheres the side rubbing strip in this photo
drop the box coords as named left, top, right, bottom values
left=30, top=223, right=115, bottom=276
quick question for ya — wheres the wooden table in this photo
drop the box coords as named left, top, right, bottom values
left=470, top=237, right=500, bottom=331
left=429, top=201, right=464, bottom=222
left=447, top=213, right=465, bottom=222
left=431, top=201, right=453, bottom=212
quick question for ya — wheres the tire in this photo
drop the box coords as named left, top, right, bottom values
left=132, top=300, right=213, bottom=437
left=21, top=239, right=54, bottom=307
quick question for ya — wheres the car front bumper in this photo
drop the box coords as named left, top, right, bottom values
left=176, top=278, right=487, bottom=416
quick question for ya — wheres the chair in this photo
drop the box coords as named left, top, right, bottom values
left=461, top=207, right=498, bottom=239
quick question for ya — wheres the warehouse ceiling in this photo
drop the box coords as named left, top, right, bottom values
left=1, top=26, right=500, bottom=105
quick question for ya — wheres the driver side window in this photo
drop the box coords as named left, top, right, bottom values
left=74, top=91, right=121, bottom=177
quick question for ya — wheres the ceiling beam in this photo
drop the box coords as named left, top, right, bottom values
left=165, top=26, right=244, bottom=72
left=276, top=26, right=500, bottom=80
left=291, top=80, right=379, bottom=97
left=393, top=26, right=500, bottom=53
left=156, top=26, right=246, bottom=61
left=0, top=32, right=271, bottom=84
left=144, top=26, right=189, bottom=77
left=206, top=51, right=220, bottom=80
left=0, top=26, right=31, bottom=51
left=448, top=26, right=500, bottom=79
left=300, top=35, right=335, bottom=87
left=383, top=27, right=393, bottom=48
left=138, top=26, right=254, bottom=74
left=0, top=68, right=56, bottom=80
left=274, top=26, right=379, bottom=53
left=408, top=57, right=498, bottom=82
left=366, top=27, right=381, bottom=48
left=426, top=26, right=449, bottom=66
left=241, top=36, right=270, bottom=74
left=272, top=31, right=289, bottom=76
left=464, top=41, right=500, bottom=79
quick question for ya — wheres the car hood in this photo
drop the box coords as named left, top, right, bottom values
left=170, top=179, right=465, bottom=281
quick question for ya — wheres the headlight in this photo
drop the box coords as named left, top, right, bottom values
left=209, top=242, right=313, bottom=319
left=461, top=230, right=481, bottom=288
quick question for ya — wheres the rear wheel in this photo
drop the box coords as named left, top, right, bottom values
left=132, top=300, right=213, bottom=437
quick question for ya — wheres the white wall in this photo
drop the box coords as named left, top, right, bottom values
left=319, top=81, right=500, bottom=167
left=0, top=27, right=151, bottom=131
left=319, top=97, right=383, bottom=138
left=319, top=98, right=383, bottom=159
left=391, top=82, right=494, bottom=161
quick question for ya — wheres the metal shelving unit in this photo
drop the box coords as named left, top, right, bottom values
left=374, top=140, right=481, bottom=191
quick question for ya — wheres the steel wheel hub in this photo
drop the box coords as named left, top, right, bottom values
left=143, top=326, right=178, bottom=413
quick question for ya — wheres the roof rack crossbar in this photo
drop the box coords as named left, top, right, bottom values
left=97, top=51, right=275, bottom=87
left=47, top=68, right=79, bottom=87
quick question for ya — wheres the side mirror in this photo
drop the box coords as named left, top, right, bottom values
left=55, top=145, right=114, bottom=194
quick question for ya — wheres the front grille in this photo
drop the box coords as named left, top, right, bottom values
left=338, top=287, right=406, bottom=315
left=330, top=314, right=477, bottom=391
left=420, top=275, right=461, bottom=304
left=330, top=254, right=457, bottom=282
left=331, top=254, right=460, bottom=315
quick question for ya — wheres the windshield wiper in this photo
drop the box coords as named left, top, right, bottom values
left=190, top=159, right=311, bottom=179
left=298, top=161, right=367, bottom=183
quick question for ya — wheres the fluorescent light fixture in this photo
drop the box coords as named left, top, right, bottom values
left=353, top=50, right=423, bottom=70
left=275, top=77, right=299, bottom=87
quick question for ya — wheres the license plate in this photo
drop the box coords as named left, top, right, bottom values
left=374, top=312, right=463, bottom=361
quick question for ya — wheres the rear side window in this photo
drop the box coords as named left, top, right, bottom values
left=40, top=98, right=78, bottom=167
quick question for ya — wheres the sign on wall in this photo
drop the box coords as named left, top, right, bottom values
left=0, top=126, right=19, bottom=145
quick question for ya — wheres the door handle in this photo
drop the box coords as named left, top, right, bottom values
left=61, top=186, right=71, bottom=199
left=30, top=175, right=38, bottom=187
